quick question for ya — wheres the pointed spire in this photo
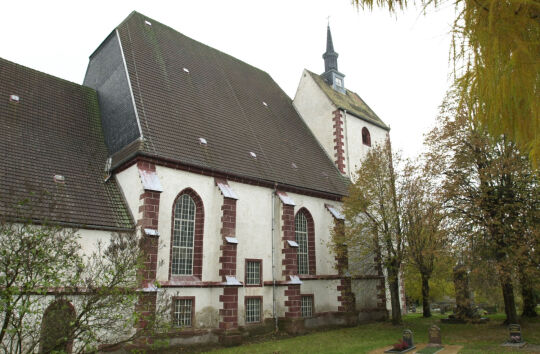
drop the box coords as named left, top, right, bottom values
left=322, top=24, right=345, bottom=93
left=326, top=25, right=335, bottom=54
left=323, top=25, right=338, bottom=73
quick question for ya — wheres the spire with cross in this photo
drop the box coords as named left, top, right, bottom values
left=322, top=22, right=345, bottom=93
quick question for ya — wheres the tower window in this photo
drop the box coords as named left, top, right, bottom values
left=335, top=77, right=342, bottom=87
left=362, top=127, right=371, bottom=147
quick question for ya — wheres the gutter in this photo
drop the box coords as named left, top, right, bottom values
left=271, top=183, right=278, bottom=332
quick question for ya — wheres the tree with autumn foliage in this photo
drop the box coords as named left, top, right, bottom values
left=338, top=139, right=407, bottom=325
left=401, top=160, right=448, bottom=317
left=425, top=88, right=540, bottom=323
left=353, top=0, right=539, bottom=166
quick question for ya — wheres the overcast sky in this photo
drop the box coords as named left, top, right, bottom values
left=1, top=0, right=456, bottom=158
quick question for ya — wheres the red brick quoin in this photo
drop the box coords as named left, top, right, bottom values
left=332, top=109, right=346, bottom=174
left=333, top=219, right=355, bottom=312
left=137, top=161, right=161, bottom=288
left=281, top=204, right=297, bottom=277
left=216, top=179, right=239, bottom=330
left=280, top=196, right=301, bottom=318
left=136, top=162, right=161, bottom=336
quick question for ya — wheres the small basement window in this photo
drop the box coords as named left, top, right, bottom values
left=245, top=297, right=261, bottom=323
left=301, top=295, right=314, bottom=318
left=173, top=297, right=194, bottom=327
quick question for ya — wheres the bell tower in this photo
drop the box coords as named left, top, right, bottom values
left=322, top=25, right=345, bottom=94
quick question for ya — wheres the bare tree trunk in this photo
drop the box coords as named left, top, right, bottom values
left=421, top=273, right=431, bottom=318
left=388, top=266, right=403, bottom=325
left=500, top=278, right=518, bottom=324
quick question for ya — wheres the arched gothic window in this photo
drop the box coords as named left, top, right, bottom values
left=295, top=208, right=315, bottom=275
left=171, top=189, right=204, bottom=278
left=362, top=127, right=371, bottom=146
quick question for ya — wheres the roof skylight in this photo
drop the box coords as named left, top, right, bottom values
left=249, top=152, right=257, bottom=158
left=199, top=137, right=207, bottom=145
left=183, top=67, right=190, bottom=73
left=145, top=20, right=152, bottom=26
left=262, top=101, right=268, bottom=107
left=9, top=95, right=19, bottom=102
left=54, top=175, right=65, bottom=183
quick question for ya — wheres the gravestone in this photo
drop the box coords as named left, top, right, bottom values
left=501, top=323, right=526, bottom=348
left=403, top=329, right=414, bottom=348
left=508, top=324, right=523, bottom=343
left=428, top=325, right=442, bottom=347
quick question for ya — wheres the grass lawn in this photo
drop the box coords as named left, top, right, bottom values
left=207, top=313, right=540, bottom=353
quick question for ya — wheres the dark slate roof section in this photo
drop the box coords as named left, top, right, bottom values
left=306, top=70, right=390, bottom=131
left=115, top=12, right=349, bottom=196
left=0, top=57, right=133, bottom=230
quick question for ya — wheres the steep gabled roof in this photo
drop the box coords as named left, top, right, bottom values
left=306, top=70, right=390, bottom=131
left=0, top=57, right=133, bottom=230
left=113, top=12, right=349, bottom=196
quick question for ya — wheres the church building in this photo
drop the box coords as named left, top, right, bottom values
left=0, top=11, right=402, bottom=347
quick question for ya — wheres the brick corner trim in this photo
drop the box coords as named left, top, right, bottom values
left=332, top=109, right=346, bottom=174
left=217, top=179, right=239, bottom=330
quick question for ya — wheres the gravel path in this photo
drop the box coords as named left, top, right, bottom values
left=369, top=344, right=463, bottom=354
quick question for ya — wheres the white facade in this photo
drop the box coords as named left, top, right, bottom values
left=293, top=70, right=389, bottom=180
left=114, top=163, right=365, bottom=330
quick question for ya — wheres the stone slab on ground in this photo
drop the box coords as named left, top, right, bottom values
left=370, top=344, right=463, bottom=354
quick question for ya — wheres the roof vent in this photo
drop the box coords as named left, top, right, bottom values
left=183, top=67, right=190, bottom=73
left=9, top=95, right=19, bottom=102
left=53, top=175, right=65, bottom=183
left=262, top=101, right=268, bottom=107
left=145, top=20, right=152, bottom=26
left=249, top=151, right=257, bottom=158
left=199, top=137, right=207, bottom=145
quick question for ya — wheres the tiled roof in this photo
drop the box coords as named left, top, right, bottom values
left=0, top=57, right=133, bottom=230
left=114, top=12, right=349, bottom=196
left=306, top=70, right=390, bottom=130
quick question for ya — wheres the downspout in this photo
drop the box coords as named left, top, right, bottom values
left=343, top=109, right=351, bottom=177
left=271, top=183, right=278, bottom=332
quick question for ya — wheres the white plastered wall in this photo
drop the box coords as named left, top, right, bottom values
left=293, top=70, right=336, bottom=163
left=114, top=164, right=143, bottom=223
left=114, top=164, right=346, bottom=324
left=343, top=112, right=389, bottom=181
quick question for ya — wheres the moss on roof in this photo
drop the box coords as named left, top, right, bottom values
left=306, top=70, right=389, bottom=131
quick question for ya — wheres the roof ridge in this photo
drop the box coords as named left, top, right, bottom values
left=124, top=11, right=277, bottom=82
left=0, top=56, right=95, bottom=92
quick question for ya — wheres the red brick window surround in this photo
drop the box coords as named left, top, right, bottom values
left=362, top=127, right=371, bottom=146
left=169, top=188, right=204, bottom=280
left=245, top=259, right=262, bottom=287
left=301, top=294, right=314, bottom=318
left=172, top=296, right=195, bottom=327
left=294, top=208, right=316, bottom=275
left=245, top=296, right=262, bottom=324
